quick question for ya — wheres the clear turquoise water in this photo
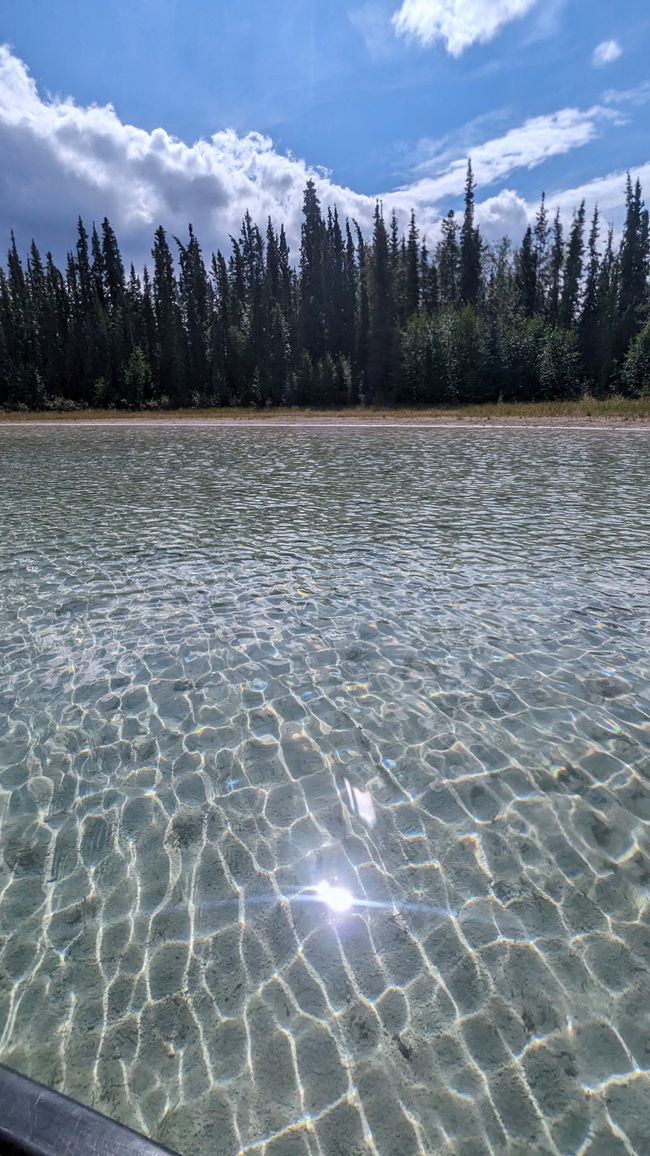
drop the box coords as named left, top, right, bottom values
left=0, top=425, right=649, bottom=1156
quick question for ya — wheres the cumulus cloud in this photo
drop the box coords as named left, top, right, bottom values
left=0, top=44, right=642, bottom=265
left=475, top=188, right=530, bottom=240
left=477, top=161, right=650, bottom=246
left=0, top=44, right=383, bottom=265
left=392, top=0, right=538, bottom=56
left=545, top=162, right=650, bottom=225
left=593, top=39, right=623, bottom=68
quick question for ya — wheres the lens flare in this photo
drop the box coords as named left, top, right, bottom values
left=314, top=880, right=354, bottom=913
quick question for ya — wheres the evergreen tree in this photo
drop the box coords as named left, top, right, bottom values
left=323, top=207, right=346, bottom=357
left=102, top=218, right=125, bottom=312
left=367, top=203, right=396, bottom=402
left=622, top=314, right=650, bottom=395
left=617, top=175, right=650, bottom=357
left=405, top=211, right=420, bottom=317
left=579, top=207, right=601, bottom=386
left=533, top=193, right=550, bottom=313
left=299, top=180, right=326, bottom=359
left=1, top=174, right=648, bottom=413
left=547, top=211, right=564, bottom=326
left=176, top=223, right=210, bottom=397
left=354, top=222, right=370, bottom=398
left=420, top=242, right=439, bottom=315
left=91, top=225, right=106, bottom=309
left=460, top=161, right=481, bottom=306
left=515, top=226, right=537, bottom=317
left=560, top=201, right=586, bottom=328
left=152, top=225, right=186, bottom=405
left=5, top=233, right=33, bottom=404
left=437, top=211, right=460, bottom=308
left=592, top=226, right=619, bottom=393
left=340, top=221, right=357, bottom=366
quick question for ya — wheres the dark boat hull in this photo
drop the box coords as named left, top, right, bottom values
left=0, top=1064, right=177, bottom=1156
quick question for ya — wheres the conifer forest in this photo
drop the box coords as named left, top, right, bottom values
left=1, top=165, right=649, bottom=411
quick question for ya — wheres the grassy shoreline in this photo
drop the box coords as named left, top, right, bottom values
left=1, top=396, right=649, bottom=424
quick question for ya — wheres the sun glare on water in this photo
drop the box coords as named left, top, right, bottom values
left=314, top=880, right=355, bottom=913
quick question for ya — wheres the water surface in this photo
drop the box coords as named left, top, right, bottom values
left=1, top=427, right=649, bottom=1155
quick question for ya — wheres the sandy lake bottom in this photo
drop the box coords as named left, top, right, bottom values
left=1, top=425, right=649, bottom=1154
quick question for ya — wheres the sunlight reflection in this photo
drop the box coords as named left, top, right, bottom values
left=313, top=880, right=355, bottom=914
left=344, top=777, right=377, bottom=828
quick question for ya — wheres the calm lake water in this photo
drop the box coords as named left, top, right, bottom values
left=1, top=425, right=649, bottom=1156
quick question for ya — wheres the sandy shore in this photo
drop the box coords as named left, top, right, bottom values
left=1, top=415, right=649, bottom=430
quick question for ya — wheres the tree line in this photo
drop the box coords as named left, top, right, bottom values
left=1, top=164, right=649, bottom=410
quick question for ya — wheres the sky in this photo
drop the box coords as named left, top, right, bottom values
left=0, top=0, right=649, bottom=265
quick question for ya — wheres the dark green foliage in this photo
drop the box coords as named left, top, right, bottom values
left=405, top=212, right=420, bottom=318
left=538, top=327, right=580, bottom=400
left=367, top=202, right=397, bottom=401
left=559, top=201, right=586, bottom=328
left=516, top=227, right=537, bottom=317
left=151, top=225, right=186, bottom=406
left=122, top=344, right=152, bottom=407
left=622, top=315, right=650, bottom=395
left=460, top=161, right=481, bottom=307
left=299, top=180, right=326, bottom=360
left=533, top=194, right=550, bottom=314
left=0, top=171, right=648, bottom=411
left=579, top=208, right=602, bottom=389
left=437, top=211, right=460, bottom=309
left=617, top=175, right=650, bottom=359
left=547, top=211, right=564, bottom=327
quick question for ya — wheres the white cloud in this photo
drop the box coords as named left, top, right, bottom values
left=603, top=81, right=650, bottom=107
left=475, top=188, right=530, bottom=241
left=593, top=39, right=623, bottom=68
left=0, top=44, right=383, bottom=265
left=545, top=163, right=650, bottom=224
left=476, top=161, right=650, bottom=245
left=0, top=44, right=642, bottom=265
left=406, top=105, right=623, bottom=199
left=392, top=0, right=538, bottom=56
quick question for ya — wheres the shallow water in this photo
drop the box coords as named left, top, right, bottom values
left=0, top=425, right=649, bottom=1156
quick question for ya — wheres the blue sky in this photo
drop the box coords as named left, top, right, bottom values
left=1, top=0, right=649, bottom=262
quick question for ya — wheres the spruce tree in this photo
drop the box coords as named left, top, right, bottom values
left=533, top=194, right=550, bottom=314
left=152, top=225, right=186, bottom=406
left=420, top=242, right=439, bottom=315
left=515, top=226, right=537, bottom=317
left=1, top=173, right=648, bottom=413
left=354, top=222, right=370, bottom=398
left=405, top=211, right=420, bottom=317
left=437, top=211, right=460, bottom=308
left=579, top=207, right=601, bottom=386
left=547, top=211, right=564, bottom=326
left=460, top=160, right=481, bottom=306
left=176, top=223, right=211, bottom=399
left=560, top=201, right=586, bottom=328
left=299, top=180, right=326, bottom=360
left=617, top=175, right=650, bottom=356
left=367, top=202, right=396, bottom=402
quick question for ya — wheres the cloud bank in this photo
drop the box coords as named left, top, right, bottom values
left=0, top=44, right=644, bottom=267
left=0, top=44, right=379, bottom=264
left=392, top=0, right=538, bottom=56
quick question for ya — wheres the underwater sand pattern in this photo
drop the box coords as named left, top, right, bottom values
left=1, top=426, right=649, bottom=1155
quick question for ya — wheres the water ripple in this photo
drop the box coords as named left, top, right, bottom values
left=0, top=426, right=649, bottom=1155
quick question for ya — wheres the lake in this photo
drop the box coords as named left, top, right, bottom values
left=1, top=425, right=649, bottom=1155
